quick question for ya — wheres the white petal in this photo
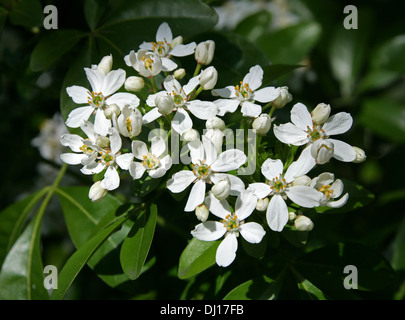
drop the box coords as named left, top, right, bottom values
left=170, top=42, right=196, bottom=57
left=330, top=179, right=344, bottom=198
left=184, top=179, right=206, bottom=212
left=205, top=191, right=231, bottom=219
left=240, top=222, right=266, bottom=244
left=240, top=101, right=261, bottom=118
left=202, top=135, right=218, bottom=166
left=253, top=86, right=280, bottom=103
left=66, top=86, right=90, bottom=104
left=101, top=166, right=120, bottom=191
left=188, top=139, right=204, bottom=164
left=129, top=162, right=146, bottom=179
left=102, top=69, right=125, bottom=97
left=139, top=42, right=153, bottom=51
left=81, top=162, right=104, bottom=175
left=94, top=109, right=111, bottom=136
left=273, top=123, right=308, bottom=146
left=216, top=233, right=238, bottom=267
left=210, top=173, right=245, bottom=196
left=124, top=50, right=136, bottom=68
left=214, top=99, right=240, bottom=116
left=284, top=146, right=316, bottom=182
left=291, top=103, right=313, bottom=131
left=84, top=67, right=104, bottom=93
left=156, top=22, right=173, bottom=43
left=107, top=92, right=140, bottom=109
left=191, top=221, right=226, bottom=241
left=322, top=112, right=353, bottom=136
left=163, top=75, right=181, bottom=93
left=60, top=134, right=84, bottom=152
left=183, top=75, right=200, bottom=95
left=116, top=153, right=134, bottom=170
left=150, top=136, right=166, bottom=157
left=60, top=153, right=86, bottom=165
left=266, top=194, right=288, bottom=232
left=108, top=127, right=122, bottom=155
left=187, top=100, right=218, bottom=120
left=261, top=158, right=283, bottom=181
left=243, top=65, right=263, bottom=91
left=311, top=172, right=335, bottom=189
left=286, top=185, right=322, bottom=208
left=212, top=86, right=236, bottom=98
left=211, top=149, right=246, bottom=172
left=143, top=107, right=162, bottom=124
left=80, top=120, right=97, bottom=141
left=131, top=140, right=148, bottom=160
left=149, top=155, right=172, bottom=178
left=66, top=106, right=94, bottom=128
left=146, top=92, right=164, bottom=107
left=166, top=170, right=195, bottom=193
left=248, top=182, right=271, bottom=199
left=328, top=193, right=349, bottom=208
left=172, top=108, right=193, bottom=134
left=234, top=189, right=257, bottom=220
left=161, top=57, right=177, bottom=72
left=329, top=139, right=356, bottom=162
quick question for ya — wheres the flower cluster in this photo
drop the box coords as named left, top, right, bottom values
left=60, top=22, right=366, bottom=267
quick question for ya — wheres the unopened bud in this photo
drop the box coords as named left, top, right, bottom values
left=195, top=204, right=209, bottom=222
left=292, top=175, right=312, bottom=186
left=117, top=106, right=142, bottom=138
left=204, top=129, right=224, bottom=153
left=311, top=103, right=331, bottom=124
left=311, top=139, right=334, bottom=164
left=195, top=40, right=215, bottom=65
left=97, top=54, right=113, bottom=75
left=352, top=146, right=366, bottom=163
left=256, top=198, right=269, bottom=212
left=89, top=181, right=108, bottom=202
left=206, top=116, right=225, bottom=131
left=211, top=176, right=231, bottom=200
left=252, top=114, right=273, bottom=136
left=125, top=76, right=145, bottom=92
left=182, top=129, right=199, bottom=142
left=155, top=95, right=174, bottom=115
left=96, top=136, right=110, bottom=149
left=294, top=215, right=314, bottom=231
left=199, top=66, right=218, bottom=90
left=171, top=36, right=183, bottom=49
left=104, top=103, right=120, bottom=119
left=272, top=86, right=292, bottom=109
left=289, top=211, right=297, bottom=221
left=174, top=68, right=186, bottom=80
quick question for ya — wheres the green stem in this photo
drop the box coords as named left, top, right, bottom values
left=193, top=63, right=202, bottom=77
left=268, top=105, right=276, bottom=117
left=149, top=77, right=158, bottom=93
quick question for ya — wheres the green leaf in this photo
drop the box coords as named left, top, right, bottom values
left=120, top=203, right=157, bottom=280
left=84, top=0, right=106, bottom=30
left=234, top=11, right=271, bottom=43
left=8, top=0, right=43, bottom=28
left=371, top=34, right=405, bottom=73
left=289, top=265, right=327, bottom=300
left=51, top=212, right=130, bottom=300
left=391, top=216, right=405, bottom=271
left=0, top=6, right=8, bottom=33
left=359, top=98, right=405, bottom=144
left=261, top=64, right=304, bottom=86
left=29, top=30, right=86, bottom=72
left=178, top=238, right=220, bottom=279
left=0, top=187, right=48, bottom=267
left=0, top=212, right=49, bottom=300
left=132, top=175, right=162, bottom=198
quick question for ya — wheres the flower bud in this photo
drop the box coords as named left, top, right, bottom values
left=155, top=94, right=174, bottom=115
left=292, top=175, right=312, bottom=186
left=206, top=116, right=226, bottom=131
left=352, top=146, right=366, bottom=163
left=256, top=197, right=269, bottom=212
left=311, top=103, right=331, bottom=124
left=171, top=36, right=183, bottom=49
left=272, top=86, right=292, bottom=109
left=182, top=129, right=199, bottom=142
left=125, top=76, right=145, bottom=92
left=117, top=106, right=142, bottom=138
left=294, top=215, right=314, bottom=231
left=199, top=66, right=218, bottom=90
left=97, top=54, right=113, bottom=75
left=174, top=68, right=186, bottom=80
left=195, top=40, right=215, bottom=65
left=310, top=139, right=334, bottom=165
left=289, top=211, right=297, bottom=221
left=252, top=114, right=273, bottom=136
left=89, top=181, right=108, bottom=202
left=96, top=136, right=110, bottom=149
left=211, top=176, right=231, bottom=200
left=195, top=204, right=209, bottom=222
left=104, top=103, right=120, bottom=119
left=204, top=129, right=224, bottom=153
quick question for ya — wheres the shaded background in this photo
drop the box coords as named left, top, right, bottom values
left=0, top=0, right=404, bottom=299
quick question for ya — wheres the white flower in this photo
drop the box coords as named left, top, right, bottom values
left=60, top=122, right=122, bottom=191
left=198, top=66, right=218, bottom=90
left=204, top=128, right=224, bottom=153
left=311, top=103, right=331, bottom=124
left=113, top=105, right=142, bottom=138
left=116, top=136, right=172, bottom=180
left=191, top=190, right=266, bottom=267
left=143, top=75, right=218, bottom=134
left=310, top=172, right=349, bottom=208
left=96, top=54, right=113, bottom=75
left=139, top=22, right=196, bottom=72
left=167, top=136, right=246, bottom=212
left=248, top=157, right=322, bottom=232
left=89, top=181, right=108, bottom=202
left=124, top=49, right=163, bottom=77
left=273, top=102, right=356, bottom=168
left=65, top=66, right=140, bottom=136
left=195, top=204, right=209, bottom=222
left=212, top=65, right=280, bottom=118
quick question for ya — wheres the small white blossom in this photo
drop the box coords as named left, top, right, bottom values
left=124, top=49, right=163, bottom=77
left=310, top=172, right=349, bottom=208
left=114, top=105, right=143, bottom=138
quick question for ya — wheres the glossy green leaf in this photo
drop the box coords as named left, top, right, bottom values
left=0, top=187, right=48, bottom=267
left=8, top=0, right=43, bottom=28
left=0, top=212, right=49, bottom=300
left=178, top=238, right=220, bottom=279
left=261, top=64, right=304, bottom=86
left=120, top=203, right=157, bottom=280
left=51, top=212, right=130, bottom=300
left=84, top=0, right=106, bottom=30
left=371, top=34, right=405, bottom=73
left=234, top=11, right=271, bottom=43
left=289, top=265, right=327, bottom=300
left=391, top=216, right=405, bottom=271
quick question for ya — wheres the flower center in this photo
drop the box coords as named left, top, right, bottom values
left=222, top=214, right=240, bottom=232
left=306, top=125, right=325, bottom=142
left=88, top=91, right=105, bottom=108
left=192, top=160, right=211, bottom=180
left=142, top=56, right=154, bottom=71
left=234, top=81, right=252, bottom=100
left=318, top=184, right=333, bottom=200
left=125, top=117, right=132, bottom=133
left=142, top=153, right=160, bottom=170
left=269, top=174, right=287, bottom=193
left=99, top=149, right=115, bottom=166
left=151, top=40, right=170, bottom=56
left=167, top=89, right=186, bottom=107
